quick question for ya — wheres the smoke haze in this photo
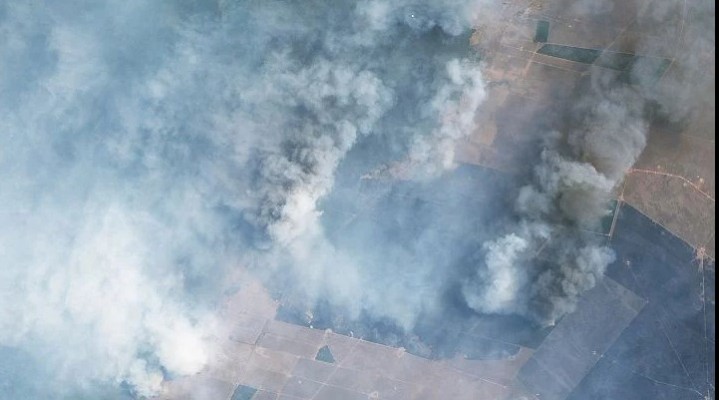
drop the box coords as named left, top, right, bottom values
left=0, top=0, right=712, bottom=398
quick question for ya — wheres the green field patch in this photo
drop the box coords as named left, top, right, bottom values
left=537, top=44, right=601, bottom=64
left=597, top=52, right=671, bottom=85
left=625, top=57, right=672, bottom=85
left=596, top=52, right=637, bottom=71
left=600, top=199, right=619, bottom=235
left=231, top=385, right=257, bottom=400
left=315, top=345, right=336, bottom=363
left=538, top=44, right=671, bottom=86
left=534, top=21, right=550, bottom=43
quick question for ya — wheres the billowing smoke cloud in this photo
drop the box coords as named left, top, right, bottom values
left=462, top=0, right=715, bottom=325
left=462, top=83, right=647, bottom=324
left=1, top=0, right=712, bottom=398
left=0, top=0, right=487, bottom=397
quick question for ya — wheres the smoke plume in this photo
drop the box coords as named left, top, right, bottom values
left=0, top=0, right=712, bottom=398
left=463, top=83, right=647, bottom=324
left=461, top=0, right=714, bottom=325
left=0, top=0, right=487, bottom=397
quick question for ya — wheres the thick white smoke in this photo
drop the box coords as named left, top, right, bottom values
left=0, top=0, right=487, bottom=397
left=408, top=59, right=487, bottom=176
left=3, top=0, right=709, bottom=397
left=254, top=60, right=394, bottom=245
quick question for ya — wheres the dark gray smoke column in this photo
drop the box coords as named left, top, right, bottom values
left=462, top=83, right=646, bottom=325
left=461, top=0, right=713, bottom=325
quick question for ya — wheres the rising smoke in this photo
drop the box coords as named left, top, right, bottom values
left=0, top=0, right=712, bottom=398
left=0, top=0, right=486, bottom=397
left=462, top=0, right=715, bottom=326
left=463, top=83, right=647, bottom=325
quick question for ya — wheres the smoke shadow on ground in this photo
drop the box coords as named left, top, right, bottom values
left=275, top=164, right=555, bottom=360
